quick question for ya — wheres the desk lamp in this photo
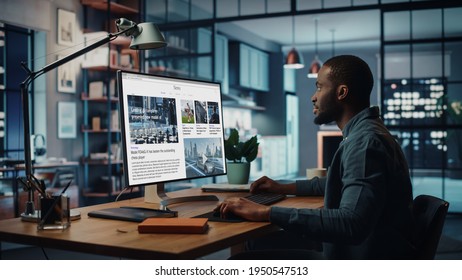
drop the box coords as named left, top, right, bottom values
left=18, top=18, right=167, bottom=221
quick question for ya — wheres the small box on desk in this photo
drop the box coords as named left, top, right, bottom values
left=138, top=218, right=209, bottom=234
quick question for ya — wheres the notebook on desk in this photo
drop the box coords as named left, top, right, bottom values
left=201, top=183, right=251, bottom=192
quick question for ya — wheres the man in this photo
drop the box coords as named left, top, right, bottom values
left=217, top=55, right=416, bottom=259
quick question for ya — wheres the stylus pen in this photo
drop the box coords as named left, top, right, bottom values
left=38, top=180, right=72, bottom=227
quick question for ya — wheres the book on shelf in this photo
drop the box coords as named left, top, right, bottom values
left=89, top=152, right=115, bottom=160
left=109, top=78, right=116, bottom=97
left=88, top=79, right=116, bottom=99
left=110, top=143, right=121, bottom=161
left=110, top=110, right=119, bottom=130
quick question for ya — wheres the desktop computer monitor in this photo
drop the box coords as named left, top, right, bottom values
left=117, top=70, right=226, bottom=207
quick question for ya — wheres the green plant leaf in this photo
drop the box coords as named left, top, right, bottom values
left=224, top=141, right=239, bottom=162
left=224, top=129, right=241, bottom=162
left=224, top=129, right=259, bottom=163
left=244, top=136, right=259, bottom=163
left=226, top=128, right=239, bottom=146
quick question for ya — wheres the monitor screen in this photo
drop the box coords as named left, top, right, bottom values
left=117, top=71, right=227, bottom=188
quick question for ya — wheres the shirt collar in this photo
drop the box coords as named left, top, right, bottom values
left=342, top=106, right=380, bottom=140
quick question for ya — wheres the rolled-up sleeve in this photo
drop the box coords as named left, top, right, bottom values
left=295, top=177, right=326, bottom=196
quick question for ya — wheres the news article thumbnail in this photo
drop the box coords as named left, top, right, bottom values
left=207, top=101, right=220, bottom=124
left=181, top=99, right=195, bottom=124
left=127, top=95, right=178, bottom=144
left=184, top=138, right=224, bottom=178
left=194, top=101, right=208, bottom=124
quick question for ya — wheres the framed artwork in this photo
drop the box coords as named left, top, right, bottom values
left=57, top=55, right=76, bottom=93
left=58, top=102, right=77, bottom=139
left=57, top=9, right=76, bottom=46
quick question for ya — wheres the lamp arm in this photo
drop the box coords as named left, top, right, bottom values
left=20, top=32, right=118, bottom=177
left=18, top=23, right=138, bottom=216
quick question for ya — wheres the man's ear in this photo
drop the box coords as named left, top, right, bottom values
left=337, top=85, right=348, bottom=101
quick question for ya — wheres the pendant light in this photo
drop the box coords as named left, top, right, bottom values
left=307, top=18, right=322, bottom=78
left=284, top=16, right=304, bottom=69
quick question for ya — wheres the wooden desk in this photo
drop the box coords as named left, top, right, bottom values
left=0, top=188, right=323, bottom=259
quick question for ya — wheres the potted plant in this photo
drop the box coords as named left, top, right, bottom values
left=224, top=128, right=259, bottom=184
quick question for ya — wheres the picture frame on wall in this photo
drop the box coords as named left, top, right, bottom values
left=57, top=9, right=76, bottom=46
left=58, top=102, right=77, bottom=139
left=57, top=55, right=76, bottom=93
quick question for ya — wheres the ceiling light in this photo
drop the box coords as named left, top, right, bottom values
left=285, top=47, right=304, bottom=69
left=284, top=16, right=304, bottom=69
left=307, top=18, right=322, bottom=78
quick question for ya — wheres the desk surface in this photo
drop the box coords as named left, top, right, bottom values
left=0, top=188, right=323, bottom=259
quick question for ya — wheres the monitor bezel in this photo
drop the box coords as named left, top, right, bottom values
left=117, top=70, right=227, bottom=188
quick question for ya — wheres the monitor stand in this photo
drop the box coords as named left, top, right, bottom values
left=145, top=183, right=218, bottom=210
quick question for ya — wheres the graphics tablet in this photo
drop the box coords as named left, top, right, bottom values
left=88, top=207, right=177, bottom=222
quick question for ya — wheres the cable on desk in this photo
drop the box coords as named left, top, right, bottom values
left=115, top=186, right=132, bottom=202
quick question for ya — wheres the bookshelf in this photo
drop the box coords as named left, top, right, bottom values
left=80, top=0, right=141, bottom=203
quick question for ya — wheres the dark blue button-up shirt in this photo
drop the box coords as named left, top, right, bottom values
left=270, top=106, right=415, bottom=259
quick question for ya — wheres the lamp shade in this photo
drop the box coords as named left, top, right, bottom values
left=129, top=22, right=167, bottom=50
left=307, top=55, right=322, bottom=78
left=284, top=47, right=304, bottom=69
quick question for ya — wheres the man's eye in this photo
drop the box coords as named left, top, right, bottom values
left=316, top=87, right=321, bottom=91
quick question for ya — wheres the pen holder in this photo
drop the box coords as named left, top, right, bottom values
left=38, top=194, right=71, bottom=230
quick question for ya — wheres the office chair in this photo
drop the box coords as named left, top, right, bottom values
left=412, top=194, right=450, bottom=259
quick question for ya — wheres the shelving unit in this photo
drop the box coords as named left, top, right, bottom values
left=145, top=27, right=229, bottom=94
left=80, top=0, right=141, bottom=203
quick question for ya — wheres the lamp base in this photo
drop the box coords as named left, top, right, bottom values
left=20, top=211, right=40, bottom=222
left=21, top=209, right=82, bottom=222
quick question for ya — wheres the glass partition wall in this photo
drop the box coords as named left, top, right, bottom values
left=381, top=6, right=462, bottom=212
left=145, top=0, right=462, bottom=211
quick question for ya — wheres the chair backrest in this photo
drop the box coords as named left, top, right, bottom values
left=412, top=194, right=449, bottom=259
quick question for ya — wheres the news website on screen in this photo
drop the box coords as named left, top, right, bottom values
left=119, top=72, right=226, bottom=187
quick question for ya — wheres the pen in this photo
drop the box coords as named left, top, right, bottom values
left=17, top=176, right=49, bottom=198
left=60, top=179, right=73, bottom=195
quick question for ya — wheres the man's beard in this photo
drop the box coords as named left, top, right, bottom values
left=314, top=110, right=336, bottom=125
left=313, top=95, right=341, bottom=125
